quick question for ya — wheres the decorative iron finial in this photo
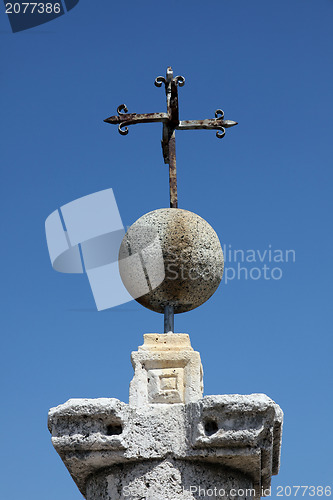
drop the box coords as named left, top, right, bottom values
left=104, top=67, right=237, bottom=209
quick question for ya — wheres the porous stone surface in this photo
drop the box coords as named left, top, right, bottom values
left=118, top=208, right=224, bottom=313
left=86, top=458, right=255, bottom=500
left=48, top=394, right=283, bottom=499
left=48, top=335, right=283, bottom=499
left=129, top=333, right=203, bottom=406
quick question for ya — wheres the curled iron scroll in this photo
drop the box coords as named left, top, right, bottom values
left=155, top=75, right=185, bottom=87
left=116, top=104, right=129, bottom=135
left=215, top=109, right=225, bottom=138
left=215, top=109, right=225, bottom=119
left=118, top=123, right=129, bottom=136
left=117, top=104, right=128, bottom=115
left=154, top=76, right=166, bottom=88
left=216, top=127, right=226, bottom=139
left=174, top=76, right=185, bottom=87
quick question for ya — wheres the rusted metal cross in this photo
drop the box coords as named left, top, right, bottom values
left=104, top=66, right=237, bottom=209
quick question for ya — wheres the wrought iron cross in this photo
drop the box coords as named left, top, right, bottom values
left=104, top=67, right=237, bottom=209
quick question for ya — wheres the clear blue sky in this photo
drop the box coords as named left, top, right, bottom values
left=1, top=1, right=332, bottom=498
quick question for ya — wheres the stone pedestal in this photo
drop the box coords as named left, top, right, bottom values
left=48, top=335, right=283, bottom=499
left=129, top=333, right=203, bottom=406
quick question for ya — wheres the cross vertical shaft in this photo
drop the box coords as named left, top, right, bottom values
left=158, top=68, right=181, bottom=329
left=163, top=67, right=181, bottom=208
left=168, top=132, right=177, bottom=208
left=158, top=67, right=183, bottom=208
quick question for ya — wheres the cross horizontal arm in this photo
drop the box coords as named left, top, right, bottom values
left=177, top=118, right=238, bottom=138
left=104, top=112, right=168, bottom=125
left=105, top=104, right=238, bottom=139
left=178, top=119, right=237, bottom=130
left=176, top=109, right=237, bottom=138
left=104, top=105, right=168, bottom=135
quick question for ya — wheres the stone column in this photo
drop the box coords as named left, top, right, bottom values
left=48, top=334, right=283, bottom=500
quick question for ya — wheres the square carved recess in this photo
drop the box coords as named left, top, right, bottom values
left=147, top=367, right=185, bottom=403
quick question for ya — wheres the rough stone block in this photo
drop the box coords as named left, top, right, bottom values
left=129, top=333, right=203, bottom=406
left=48, top=335, right=283, bottom=499
left=48, top=395, right=282, bottom=498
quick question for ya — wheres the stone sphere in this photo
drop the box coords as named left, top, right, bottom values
left=118, top=208, right=224, bottom=314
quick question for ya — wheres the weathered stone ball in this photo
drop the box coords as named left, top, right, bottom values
left=118, top=208, right=224, bottom=314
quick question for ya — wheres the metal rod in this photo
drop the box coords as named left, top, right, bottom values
left=164, top=305, right=174, bottom=333
left=168, top=131, right=178, bottom=208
